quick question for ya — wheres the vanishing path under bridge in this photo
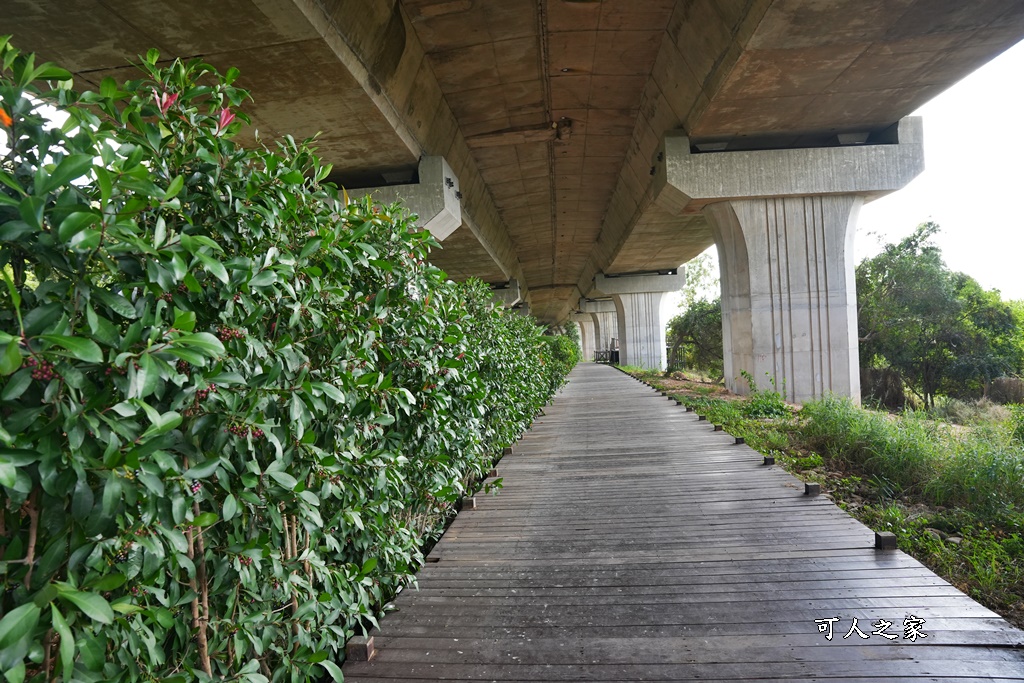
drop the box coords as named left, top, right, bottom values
left=344, top=363, right=1024, bottom=682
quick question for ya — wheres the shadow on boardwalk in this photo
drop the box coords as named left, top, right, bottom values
left=345, top=363, right=1024, bottom=682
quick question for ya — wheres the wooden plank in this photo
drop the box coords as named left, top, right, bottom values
left=343, top=364, right=1024, bottom=682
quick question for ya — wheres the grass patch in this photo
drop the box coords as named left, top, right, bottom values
left=620, top=367, right=1024, bottom=629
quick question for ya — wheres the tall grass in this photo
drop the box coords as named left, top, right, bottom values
left=801, top=397, right=1024, bottom=520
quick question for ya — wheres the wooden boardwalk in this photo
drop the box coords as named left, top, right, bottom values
left=344, top=363, right=1024, bottom=682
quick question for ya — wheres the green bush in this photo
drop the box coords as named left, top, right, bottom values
left=0, top=43, right=574, bottom=682
left=801, top=397, right=1024, bottom=519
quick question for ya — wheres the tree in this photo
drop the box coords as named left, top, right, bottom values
left=666, top=298, right=723, bottom=379
left=857, top=223, right=1022, bottom=408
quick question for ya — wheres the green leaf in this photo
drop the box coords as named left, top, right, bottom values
left=133, top=352, right=159, bottom=399
left=57, top=210, right=99, bottom=242
left=299, top=237, right=322, bottom=259
left=94, top=289, right=137, bottom=319
left=320, top=660, right=344, bottom=682
left=281, top=170, right=304, bottom=185
left=196, top=251, right=229, bottom=284
left=223, top=494, right=239, bottom=521
left=4, top=662, right=25, bottom=683
left=0, top=341, right=21, bottom=376
left=0, top=603, right=39, bottom=649
left=192, top=512, right=218, bottom=527
left=154, top=525, right=188, bottom=554
left=312, top=382, right=344, bottom=404
left=0, top=461, right=15, bottom=488
left=359, top=557, right=378, bottom=578
left=1, top=369, right=30, bottom=401
left=173, top=309, right=196, bottom=333
left=36, top=64, right=73, bottom=81
left=184, top=458, right=220, bottom=480
left=164, top=175, right=184, bottom=200
left=50, top=606, right=72, bottom=680
left=43, top=154, right=93, bottom=194
left=39, top=335, right=103, bottom=363
left=249, top=270, right=277, bottom=287
left=55, top=585, right=114, bottom=624
left=173, top=332, right=224, bottom=357
left=267, top=470, right=297, bottom=490
left=140, top=410, right=181, bottom=441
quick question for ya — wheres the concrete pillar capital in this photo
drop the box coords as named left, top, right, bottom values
left=654, top=117, right=924, bottom=213
left=592, top=270, right=685, bottom=297
left=579, top=298, right=616, bottom=314
left=362, top=156, right=462, bottom=241
left=490, top=279, right=522, bottom=307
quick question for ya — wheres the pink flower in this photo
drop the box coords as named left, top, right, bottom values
left=215, top=108, right=236, bottom=135
left=155, top=91, right=178, bottom=116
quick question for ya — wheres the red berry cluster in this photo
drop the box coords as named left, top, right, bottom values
left=105, top=364, right=126, bottom=376
left=189, top=481, right=202, bottom=496
left=217, top=326, right=244, bottom=342
left=159, top=292, right=173, bottom=303
left=239, top=556, right=254, bottom=567
left=26, top=357, right=56, bottom=382
left=233, top=293, right=241, bottom=302
left=177, top=283, right=189, bottom=293
left=195, top=385, right=218, bottom=401
left=251, top=427, right=265, bottom=439
left=176, top=360, right=189, bottom=373
left=227, top=424, right=249, bottom=438
left=439, top=368, right=449, bottom=377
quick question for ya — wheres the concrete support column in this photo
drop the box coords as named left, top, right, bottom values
left=569, top=314, right=595, bottom=362
left=579, top=299, right=617, bottom=353
left=655, top=117, right=925, bottom=402
left=593, top=271, right=685, bottom=370
left=704, top=196, right=862, bottom=402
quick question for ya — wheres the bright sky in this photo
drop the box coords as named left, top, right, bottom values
left=856, top=38, right=1024, bottom=302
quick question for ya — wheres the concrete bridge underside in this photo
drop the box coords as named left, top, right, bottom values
left=9, top=0, right=1024, bottom=399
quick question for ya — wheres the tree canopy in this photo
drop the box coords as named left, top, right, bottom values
left=857, top=222, right=1023, bottom=408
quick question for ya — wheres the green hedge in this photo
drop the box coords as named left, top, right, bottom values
left=0, top=43, right=574, bottom=682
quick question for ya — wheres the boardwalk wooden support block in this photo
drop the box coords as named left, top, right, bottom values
left=763, top=454, right=775, bottom=465
left=805, top=482, right=821, bottom=496
left=713, top=424, right=724, bottom=431
left=487, top=468, right=498, bottom=478
left=675, top=399, right=683, bottom=406
left=735, top=436, right=745, bottom=445
left=461, top=495, right=477, bottom=510
left=502, top=446, right=513, bottom=456
left=685, top=406, right=693, bottom=412
left=876, top=531, right=898, bottom=550
left=697, top=415, right=707, bottom=421
left=346, top=635, right=375, bottom=662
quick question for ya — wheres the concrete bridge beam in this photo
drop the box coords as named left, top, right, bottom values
left=658, top=118, right=925, bottom=403
left=593, top=271, right=686, bottom=371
